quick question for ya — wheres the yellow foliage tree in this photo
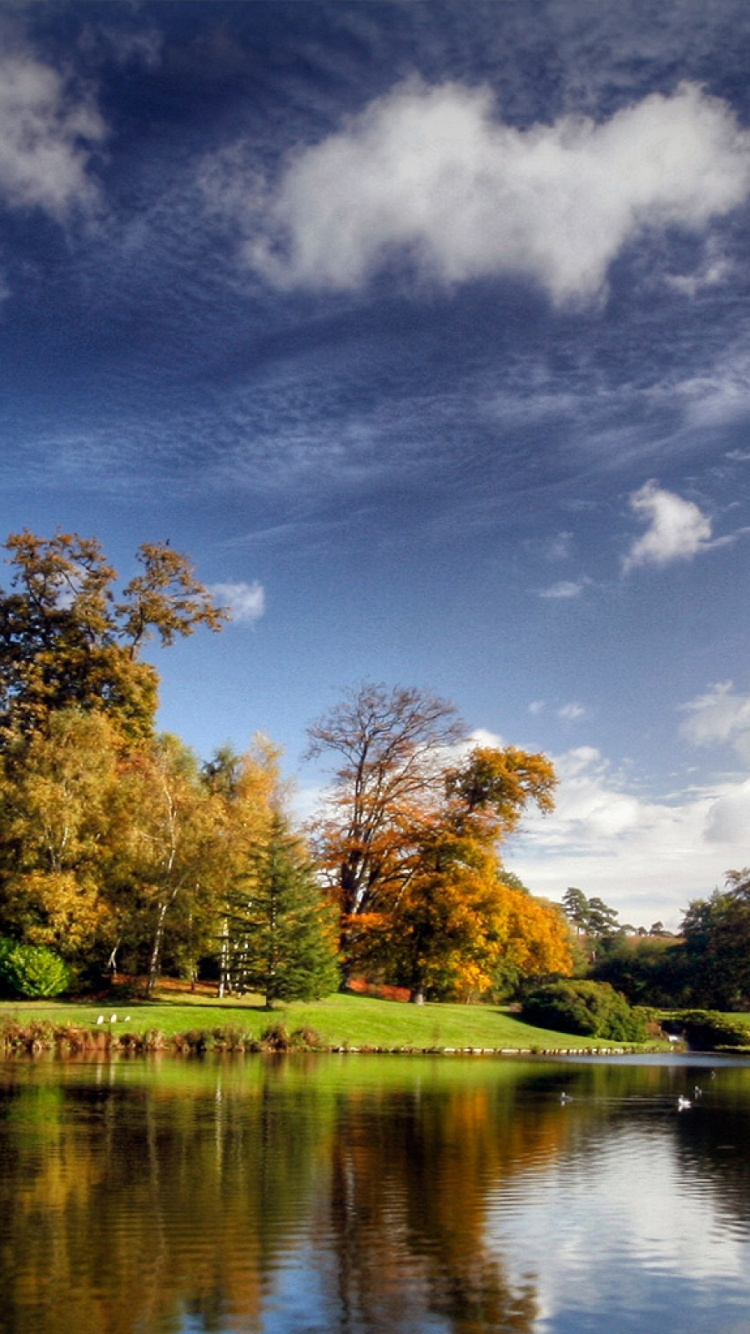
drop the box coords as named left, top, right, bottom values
left=0, top=709, right=121, bottom=955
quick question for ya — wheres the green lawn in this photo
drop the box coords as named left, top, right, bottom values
left=0, top=990, right=660, bottom=1052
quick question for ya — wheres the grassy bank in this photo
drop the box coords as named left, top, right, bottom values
left=0, top=989, right=668, bottom=1054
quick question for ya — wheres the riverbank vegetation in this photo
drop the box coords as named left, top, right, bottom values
left=0, top=989, right=668, bottom=1055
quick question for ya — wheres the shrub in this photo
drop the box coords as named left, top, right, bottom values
left=521, top=979, right=648, bottom=1042
left=0, top=937, right=70, bottom=999
left=261, top=1021, right=291, bottom=1051
left=673, top=1010, right=750, bottom=1050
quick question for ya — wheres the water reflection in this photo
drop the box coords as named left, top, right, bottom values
left=0, top=1055, right=749, bottom=1334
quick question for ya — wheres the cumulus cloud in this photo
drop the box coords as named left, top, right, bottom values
left=705, top=778, right=750, bottom=843
left=509, top=745, right=749, bottom=927
left=622, top=480, right=713, bottom=571
left=680, top=681, right=750, bottom=761
left=209, top=580, right=265, bottom=624
left=242, top=79, right=750, bottom=303
left=0, top=49, right=106, bottom=217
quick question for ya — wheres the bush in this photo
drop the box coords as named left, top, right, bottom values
left=521, top=979, right=648, bottom=1042
left=0, top=937, right=71, bottom=999
left=673, top=1010, right=750, bottom=1050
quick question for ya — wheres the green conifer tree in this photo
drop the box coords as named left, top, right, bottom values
left=224, top=815, right=339, bottom=1008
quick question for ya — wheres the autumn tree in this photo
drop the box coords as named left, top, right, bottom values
left=105, top=733, right=230, bottom=993
left=0, top=708, right=121, bottom=958
left=222, top=813, right=340, bottom=1007
left=307, top=683, right=565, bottom=996
left=358, top=840, right=571, bottom=1002
left=203, top=737, right=287, bottom=996
left=0, top=530, right=228, bottom=744
left=307, top=683, right=465, bottom=936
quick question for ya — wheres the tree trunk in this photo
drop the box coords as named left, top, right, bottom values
left=147, top=899, right=169, bottom=996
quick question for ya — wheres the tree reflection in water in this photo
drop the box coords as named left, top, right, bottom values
left=0, top=1055, right=749, bottom=1334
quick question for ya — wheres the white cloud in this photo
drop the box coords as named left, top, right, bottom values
left=622, top=480, right=713, bottom=571
left=704, top=778, right=750, bottom=843
left=469, top=727, right=505, bottom=750
left=0, top=50, right=106, bottom=217
left=242, top=79, right=750, bottom=303
left=510, top=745, right=747, bottom=928
left=680, top=680, right=750, bottom=761
left=557, top=702, right=585, bottom=722
left=209, top=580, right=265, bottom=624
left=539, top=579, right=588, bottom=599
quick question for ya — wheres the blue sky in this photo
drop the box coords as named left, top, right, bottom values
left=3, top=1, right=750, bottom=927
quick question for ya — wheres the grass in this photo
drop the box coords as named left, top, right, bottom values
left=0, top=987, right=662, bottom=1053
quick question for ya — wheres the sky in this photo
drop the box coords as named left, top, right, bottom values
left=3, top=1, right=750, bottom=928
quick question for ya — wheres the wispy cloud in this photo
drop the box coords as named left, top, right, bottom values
left=209, top=580, right=265, bottom=624
left=238, top=79, right=750, bottom=304
left=622, top=480, right=713, bottom=571
left=539, top=578, right=589, bottom=599
left=557, top=702, right=586, bottom=722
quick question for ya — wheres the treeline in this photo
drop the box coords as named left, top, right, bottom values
left=0, top=531, right=573, bottom=1004
left=562, top=884, right=750, bottom=1012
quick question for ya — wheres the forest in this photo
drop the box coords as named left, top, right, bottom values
left=0, top=529, right=745, bottom=1014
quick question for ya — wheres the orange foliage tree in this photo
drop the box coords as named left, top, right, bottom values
left=307, top=684, right=571, bottom=998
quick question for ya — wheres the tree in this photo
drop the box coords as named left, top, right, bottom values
left=591, top=934, right=687, bottom=1007
left=356, top=842, right=572, bottom=1002
left=561, top=887, right=623, bottom=959
left=105, top=733, right=229, bottom=992
left=0, top=709, right=121, bottom=957
left=307, top=683, right=562, bottom=994
left=562, top=887, right=590, bottom=935
left=307, top=682, right=465, bottom=933
left=0, top=530, right=228, bottom=744
left=680, top=872, right=750, bottom=1009
left=223, top=814, right=340, bottom=1007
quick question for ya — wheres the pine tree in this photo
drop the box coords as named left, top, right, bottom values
left=223, top=815, right=339, bottom=1008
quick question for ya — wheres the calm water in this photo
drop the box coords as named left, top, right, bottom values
left=1, top=1053, right=749, bottom=1334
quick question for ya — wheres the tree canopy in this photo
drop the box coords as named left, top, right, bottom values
left=679, top=870, right=750, bottom=1010
left=0, top=530, right=228, bottom=744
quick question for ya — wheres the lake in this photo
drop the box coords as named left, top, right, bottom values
left=1, top=1052, right=749, bottom=1334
